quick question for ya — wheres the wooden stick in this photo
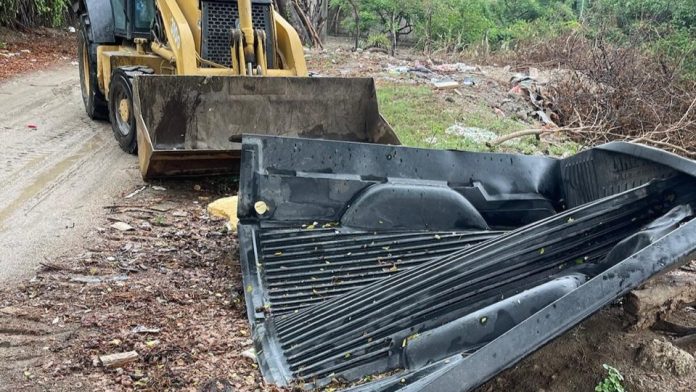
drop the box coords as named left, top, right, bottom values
left=486, top=129, right=558, bottom=147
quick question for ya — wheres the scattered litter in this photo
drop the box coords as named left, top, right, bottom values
left=445, top=124, right=497, bottom=143
left=388, top=65, right=410, bottom=74
left=124, top=186, right=147, bottom=199
left=151, top=186, right=167, bottom=191
left=431, top=63, right=478, bottom=73
left=68, top=26, right=76, bottom=33
left=171, top=210, right=188, bottom=217
left=533, top=110, right=557, bottom=126
left=27, top=124, right=37, bottom=129
left=207, top=196, right=239, bottom=232
left=241, top=348, right=257, bottom=362
left=99, top=351, right=139, bottom=368
left=432, top=78, right=459, bottom=90
left=509, top=73, right=558, bottom=125
left=462, top=77, right=477, bottom=86
left=131, top=326, right=161, bottom=334
left=111, top=222, right=134, bottom=232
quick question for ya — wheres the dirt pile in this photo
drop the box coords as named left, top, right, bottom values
left=637, top=339, right=695, bottom=377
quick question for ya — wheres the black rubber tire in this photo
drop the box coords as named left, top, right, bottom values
left=78, top=15, right=108, bottom=120
left=108, top=67, right=154, bottom=154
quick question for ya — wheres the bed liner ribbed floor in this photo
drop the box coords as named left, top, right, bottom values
left=236, top=136, right=696, bottom=391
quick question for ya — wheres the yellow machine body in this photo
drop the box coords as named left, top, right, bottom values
left=84, top=0, right=398, bottom=178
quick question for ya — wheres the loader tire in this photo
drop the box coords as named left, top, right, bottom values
left=108, top=67, right=154, bottom=155
left=77, top=16, right=108, bottom=120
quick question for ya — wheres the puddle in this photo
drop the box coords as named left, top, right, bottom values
left=0, top=134, right=105, bottom=229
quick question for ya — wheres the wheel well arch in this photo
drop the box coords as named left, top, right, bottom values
left=75, top=0, right=116, bottom=44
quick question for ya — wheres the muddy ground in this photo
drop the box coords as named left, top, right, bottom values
left=0, top=64, right=139, bottom=284
left=0, top=33, right=695, bottom=391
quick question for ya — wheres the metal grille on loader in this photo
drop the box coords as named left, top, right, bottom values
left=201, top=0, right=274, bottom=68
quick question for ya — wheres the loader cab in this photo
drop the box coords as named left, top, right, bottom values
left=110, top=0, right=155, bottom=40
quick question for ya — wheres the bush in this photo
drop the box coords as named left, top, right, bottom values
left=520, top=28, right=696, bottom=157
left=365, top=33, right=390, bottom=49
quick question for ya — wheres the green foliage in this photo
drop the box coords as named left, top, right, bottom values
left=0, top=0, right=72, bottom=28
left=330, top=0, right=695, bottom=80
left=588, top=0, right=696, bottom=79
left=595, top=364, right=625, bottom=392
left=365, top=33, right=390, bottom=49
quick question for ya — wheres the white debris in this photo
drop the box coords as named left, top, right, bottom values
left=445, top=124, right=497, bottom=143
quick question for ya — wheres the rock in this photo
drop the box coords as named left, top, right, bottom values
left=100, top=351, right=139, bottom=368
left=111, top=222, right=134, bottom=232
left=637, top=339, right=696, bottom=377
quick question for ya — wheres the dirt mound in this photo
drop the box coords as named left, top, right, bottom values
left=637, top=339, right=695, bottom=377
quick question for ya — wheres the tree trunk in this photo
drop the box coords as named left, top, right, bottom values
left=347, top=0, right=360, bottom=51
left=425, top=8, right=433, bottom=54
left=390, top=11, right=397, bottom=56
left=275, top=0, right=311, bottom=44
left=276, top=0, right=326, bottom=47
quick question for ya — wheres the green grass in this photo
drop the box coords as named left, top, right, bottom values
left=377, top=83, right=580, bottom=156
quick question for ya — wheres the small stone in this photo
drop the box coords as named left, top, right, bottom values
left=111, top=222, right=134, bottom=232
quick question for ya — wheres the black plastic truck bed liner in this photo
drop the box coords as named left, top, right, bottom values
left=236, top=136, right=696, bottom=391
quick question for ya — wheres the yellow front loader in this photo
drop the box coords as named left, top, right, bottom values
left=75, top=0, right=398, bottom=178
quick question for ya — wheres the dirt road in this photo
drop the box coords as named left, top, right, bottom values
left=0, top=65, right=141, bottom=283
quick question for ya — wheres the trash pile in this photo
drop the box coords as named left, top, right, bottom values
left=509, top=70, right=559, bottom=126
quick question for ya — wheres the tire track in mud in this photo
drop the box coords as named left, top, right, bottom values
left=0, top=65, right=141, bottom=283
left=0, top=312, right=76, bottom=391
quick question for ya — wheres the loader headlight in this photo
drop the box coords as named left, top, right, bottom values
left=170, top=19, right=181, bottom=49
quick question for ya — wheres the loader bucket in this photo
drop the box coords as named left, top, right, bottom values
left=133, top=76, right=400, bottom=179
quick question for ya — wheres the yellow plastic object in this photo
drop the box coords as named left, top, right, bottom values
left=207, top=196, right=239, bottom=232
